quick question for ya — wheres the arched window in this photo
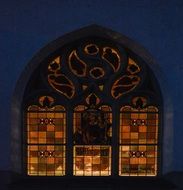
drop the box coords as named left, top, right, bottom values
left=26, top=96, right=66, bottom=176
left=18, top=26, right=163, bottom=177
left=73, top=102, right=112, bottom=176
left=119, top=98, right=159, bottom=176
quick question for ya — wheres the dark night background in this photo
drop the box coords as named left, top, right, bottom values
left=0, top=0, right=183, bottom=174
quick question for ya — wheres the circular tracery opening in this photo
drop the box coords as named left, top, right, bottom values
left=89, top=67, right=105, bottom=79
left=84, top=44, right=99, bottom=55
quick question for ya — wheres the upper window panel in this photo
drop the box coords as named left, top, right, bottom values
left=24, top=32, right=161, bottom=105
left=44, top=38, right=145, bottom=101
left=120, top=97, right=159, bottom=145
left=27, top=96, right=66, bottom=145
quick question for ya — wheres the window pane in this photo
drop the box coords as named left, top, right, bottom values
left=27, top=107, right=66, bottom=144
left=119, top=145, right=157, bottom=176
left=27, top=145, right=65, bottom=176
left=73, top=145, right=111, bottom=176
left=119, top=102, right=159, bottom=176
left=73, top=105, right=112, bottom=145
left=120, top=106, right=158, bottom=144
left=27, top=97, right=66, bottom=176
left=73, top=104, right=112, bottom=176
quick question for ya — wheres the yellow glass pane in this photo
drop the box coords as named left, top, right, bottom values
left=30, top=158, right=38, bottom=163
left=29, top=113, right=38, bottom=118
left=122, top=146, right=129, bottom=151
left=47, top=112, right=54, bottom=118
left=131, top=113, right=138, bottom=119
left=73, top=146, right=111, bottom=176
left=38, top=112, right=47, bottom=118
left=139, top=113, right=147, bottom=119
left=139, top=146, right=146, bottom=151
left=55, top=113, right=64, bottom=118
left=39, top=139, right=46, bottom=143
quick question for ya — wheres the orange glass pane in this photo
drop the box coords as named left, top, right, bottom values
left=122, top=125, right=130, bottom=132
left=30, top=132, right=38, bottom=138
left=123, top=132, right=130, bottom=139
left=55, top=132, right=63, bottom=138
left=139, top=113, right=147, bottom=119
left=47, top=125, right=55, bottom=131
left=139, top=126, right=146, bottom=132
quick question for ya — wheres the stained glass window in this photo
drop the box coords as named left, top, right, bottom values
left=27, top=96, right=66, bottom=176
left=73, top=146, right=111, bottom=176
left=24, top=32, right=161, bottom=177
left=119, top=97, right=159, bottom=176
left=73, top=95, right=112, bottom=176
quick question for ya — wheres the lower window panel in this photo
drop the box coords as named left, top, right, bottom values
left=73, top=145, right=111, bottom=176
left=119, top=145, right=157, bottom=176
left=27, top=145, right=65, bottom=176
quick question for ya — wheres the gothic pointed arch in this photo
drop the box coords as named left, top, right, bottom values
left=11, top=25, right=173, bottom=177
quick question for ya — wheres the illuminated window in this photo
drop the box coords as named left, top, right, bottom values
left=119, top=97, right=159, bottom=176
left=73, top=95, right=112, bottom=176
left=27, top=96, right=66, bottom=176
left=23, top=32, right=162, bottom=177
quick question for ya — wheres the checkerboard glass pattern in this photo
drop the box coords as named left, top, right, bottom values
left=27, top=104, right=66, bottom=176
left=119, top=106, right=158, bottom=176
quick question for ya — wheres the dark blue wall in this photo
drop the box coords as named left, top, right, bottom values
left=0, top=0, right=183, bottom=171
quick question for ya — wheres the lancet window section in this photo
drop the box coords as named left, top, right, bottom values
left=119, top=97, right=159, bottom=176
left=73, top=95, right=112, bottom=176
left=26, top=96, right=66, bottom=176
